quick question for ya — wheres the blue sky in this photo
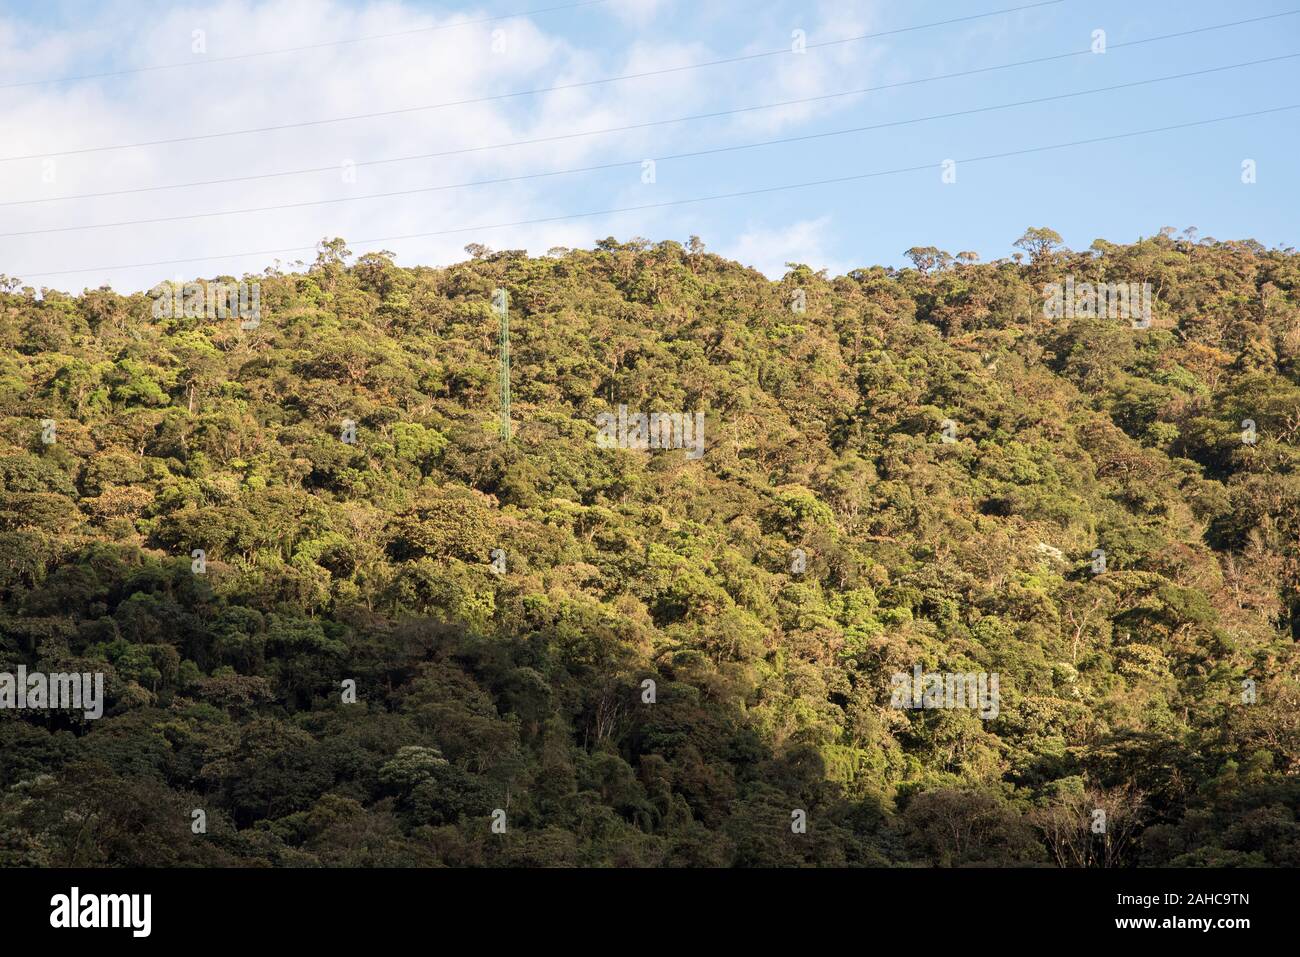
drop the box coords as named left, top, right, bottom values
left=0, top=0, right=1296, bottom=291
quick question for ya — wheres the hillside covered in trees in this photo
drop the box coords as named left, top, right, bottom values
left=1, top=229, right=1299, bottom=867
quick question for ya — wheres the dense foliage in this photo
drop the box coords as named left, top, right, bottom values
left=1, top=229, right=1298, bottom=867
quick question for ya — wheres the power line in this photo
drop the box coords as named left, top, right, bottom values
left=4, top=53, right=1292, bottom=239
left=14, top=104, right=1296, bottom=282
left=0, top=0, right=1066, bottom=163
left=4, top=9, right=1289, bottom=209
left=0, top=0, right=614, bottom=91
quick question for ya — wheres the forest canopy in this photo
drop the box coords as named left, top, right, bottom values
left=1, top=229, right=1298, bottom=867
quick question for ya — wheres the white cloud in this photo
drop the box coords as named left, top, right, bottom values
left=0, top=2, right=597, bottom=289
left=605, top=0, right=675, bottom=29
left=0, top=0, right=885, bottom=292
left=722, top=215, right=850, bottom=279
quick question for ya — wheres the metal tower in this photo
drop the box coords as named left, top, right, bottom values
left=494, top=287, right=510, bottom=443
